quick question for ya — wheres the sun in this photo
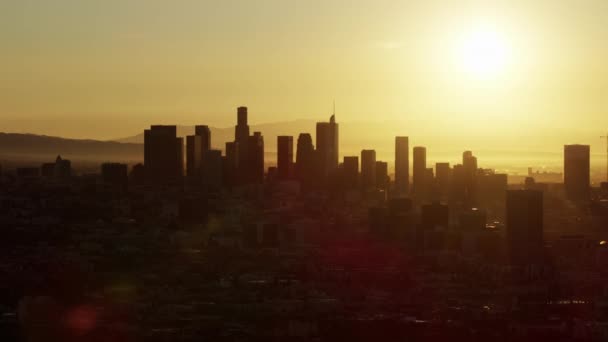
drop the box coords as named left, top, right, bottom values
left=455, top=28, right=512, bottom=79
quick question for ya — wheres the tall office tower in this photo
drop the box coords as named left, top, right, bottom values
left=412, top=146, right=427, bottom=196
left=248, top=132, right=265, bottom=184
left=343, top=156, right=359, bottom=189
left=186, top=135, right=203, bottom=179
left=195, top=125, right=212, bottom=152
left=435, top=162, right=451, bottom=197
left=144, top=125, right=183, bottom=184
left=462, top=150, right=478, bottom=204
left=223, top=142, right=239, bottom=187
left=361, top=149, right=377, bottom=189
left=506, top=190, right=544, bottom=266
left=202, top=149, right=223, bottom=190
left=316, top=115, right=339, bottom=177
left=277, top=136, right=294, bottom=180
left=295, top=133, right=315, bottom=188
left=395, top=136, right=410, bottom=194
left=235, top=106, right=250, bottom=180
left=564, top=144, right=590, bottom=202
left=376, top=161, right=389, bottom=190
left=101, top=163, right=128, bottom=191
left=235, top=106, right=250, bottom=143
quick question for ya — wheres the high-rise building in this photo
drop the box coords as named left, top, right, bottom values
left=248, top=132, right=265, bottom=184
left=186, top=135, right=203, bottom=179
left=395, top=136, right=409, bottom=194
left=277, top=136, right=293, bottom=180
left=477, top=171, right=508, bottom=204
left=296, top=133, right=315, bottom=189
left=506, top=190, right=544, bottom=266
left=144, top=125, right=183, bottom=184
left=361, top=149, right=377, bottom=189
left=195, top=125, right=211, bottom=152
left=235, top=107, right=250, bottom=180
left=435, top=162, right=451, bottom=197
left=463, top=151, right=478, bottom=204
left=343, top=156, right=359, bottom=190
left=412, top=146, right=427, bottom=196
left=564, top=144, right=590, bottom=202
left=376, top=161, right=389, bottom=190
left=235, top=106, right=250, bottom=143
left=202, top=149, right=223, bottom=190
left=224, top=142, right=239, bottom=187
left=316, top=115, right=339, bottom=177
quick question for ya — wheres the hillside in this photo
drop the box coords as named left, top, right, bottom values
left=0, top=133, right=143, bottom=163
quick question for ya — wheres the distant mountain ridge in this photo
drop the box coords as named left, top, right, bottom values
left=0, top=132, right=142, bottom=163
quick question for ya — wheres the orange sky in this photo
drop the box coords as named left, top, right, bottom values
left=1, top=0, right=607, bottom=173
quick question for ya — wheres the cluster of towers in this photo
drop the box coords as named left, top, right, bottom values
left=143, top=107, right=265, bottom=188
left=142, top=106, right=594, bottom=208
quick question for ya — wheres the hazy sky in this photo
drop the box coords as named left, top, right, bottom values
left=1, top=0, right=607, bottom=146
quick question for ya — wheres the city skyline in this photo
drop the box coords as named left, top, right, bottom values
left=3, top=2, right=608, bottom=339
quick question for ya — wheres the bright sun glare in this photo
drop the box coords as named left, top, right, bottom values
left=456, top=28, right=512, bottom=79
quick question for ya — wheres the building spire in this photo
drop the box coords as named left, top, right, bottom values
left=330, top=100, right=336, bottom=123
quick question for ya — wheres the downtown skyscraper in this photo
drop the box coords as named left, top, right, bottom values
left=564, top=144, right=590, bottom=202
left=144, top=125, right=183, bottom=185
left=316, top=115, right=339, bottom=178
left=395, top=136, right=409, bottom=195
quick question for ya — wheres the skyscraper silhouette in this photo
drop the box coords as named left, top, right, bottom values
left=224, top=141, right=239, bottom=187
left=413, top=146, right=427, bottom=197
left=277, top=136, right=293, bottom=180
left=564, top=144, right=590, bottom=202
left=235, top=107, right=250, bottom=144
left=316, top=115, right=339, bottom=178
left=296, top=133, right=315, bottom=189
left=463, top=151, right=478, bottom=204
left=235, top=107, right=250, bottom=183
left=506, top=190, right=544, bottom=266
left=144, top=125, right=183, bottom=184
left=186, top=135, right=203, bottom=179
left=202, top=149, right=223, bottom=190
left=376, top=161, right=389, bottom=190
left=395, top=136, right=409, bottom=194
left=248, top=132, right=265, bottom=184
left=361, top=149, right=377, bottom=189
left=195, top=125, right=211, bottom=152
left=435, top=162, right=451, bottom=197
